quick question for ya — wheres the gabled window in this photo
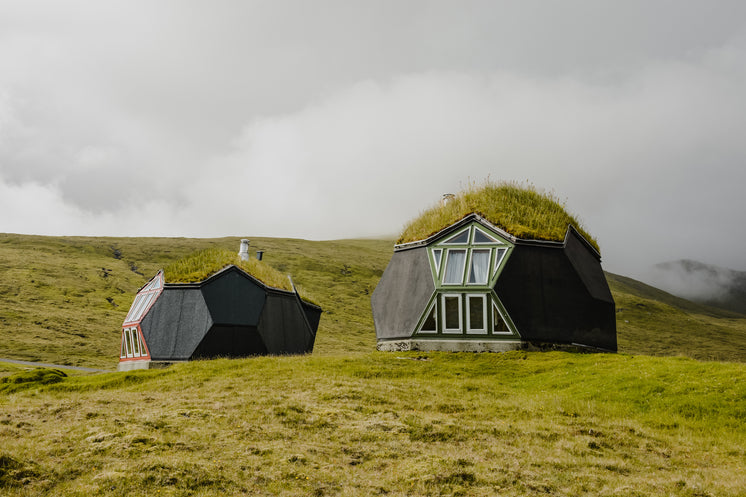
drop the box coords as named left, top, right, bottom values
left=473, top=227, right=499, bottom=244
left=442, top=229, right=470, bottom=245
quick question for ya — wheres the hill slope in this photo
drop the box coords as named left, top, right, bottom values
left=1, top=233, right=746, bottom=368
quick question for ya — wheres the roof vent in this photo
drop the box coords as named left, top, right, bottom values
left=238, top=239, right=250, bottom=261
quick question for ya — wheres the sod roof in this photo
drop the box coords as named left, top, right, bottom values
left=163, top=248, right=295, bottom=292
left=397, top=181, right=599, bottom=253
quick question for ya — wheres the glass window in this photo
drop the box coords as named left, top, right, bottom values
left=442, top=229, right=469, bottom=245
left=442, top=294, right=462, bottom=333
left=120, top=332, right=127, bottom=358
left=467, top=295, right=487, bottom=333
left=131, top=328, right=140, bottom=356
left=432, top=249, right=442, bottom=276
left=420, top=302, right=437, bottom=333
left=443, top=250, right=466, bottom=285
left=494, top=247, right=507, bottom=274
left=473, top=228, right=498, bottom=244
left=124, top=329, right=133, bottom=357
left=492, top=303, right=510, bottom=334
left=467, top=249, right=490, bottom=285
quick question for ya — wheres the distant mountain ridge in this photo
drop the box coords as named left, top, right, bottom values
left=649, top=259, right=746, bottom=315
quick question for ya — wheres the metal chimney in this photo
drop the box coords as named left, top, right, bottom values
left=238, top=239, right=250, bottom=261
left=441, top=193, right=455, bottom=206
left=256, top=250, right=264, bottom=261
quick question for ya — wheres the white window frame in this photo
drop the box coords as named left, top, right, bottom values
left=130, top=328, right=140, bottom=357
left=432, top=249, right=443, bottom=277
left=466, top=248, right=492, bottom=285
left=441, top=227, right=471, bottom=245
left=466, top=294, right=488, bottom=334
left=441, top=293, right=463, bottom=334
left=472, top=227, right=500, bottom=244
left=442, top=249, right=467, bottom=285
left=418, top=300, right=438, bottom=334
left=492, top=302, right=513, bottom=335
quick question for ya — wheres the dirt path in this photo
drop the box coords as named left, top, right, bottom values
left=0, top=358, right=111, bottom=373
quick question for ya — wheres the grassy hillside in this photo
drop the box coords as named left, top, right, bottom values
left=1, top=352, right=744, bottom=496
left=2, top=233, right=745, bottom=368
left=1, top=234, right=746, bottom=496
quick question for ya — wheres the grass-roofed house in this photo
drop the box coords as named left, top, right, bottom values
left=118, top=246, right=321, bottom=371
left=372, top=182, right=616, bottom=353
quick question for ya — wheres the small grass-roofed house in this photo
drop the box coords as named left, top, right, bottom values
left=372, top=182, right=616, bottom=352
left=118, top=247, right=321, bottom=371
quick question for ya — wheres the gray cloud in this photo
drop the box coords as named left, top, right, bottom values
left=1, top=1, right=746, bottom=280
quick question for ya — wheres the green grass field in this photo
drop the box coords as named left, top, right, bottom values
left=1, top=233, right=745, bottom=496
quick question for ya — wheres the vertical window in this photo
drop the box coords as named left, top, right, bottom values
left=420, top=302, right=437, bottom=333
left=467, top=249, right=490, bottom=285
left=493, top=247, right=507, bottom=275
left=124, top=329, right=133, bottom=357
left=442, top=294, right=462, bottom=333
left=443, top=250, right=467, bottom=285
left=432, top=249, right=442, bottom=276
left=466, top=295, right=487, bottom=333
left=120, top=332, right=127, bottom=358
left=130, top=328, right=140, bottom=357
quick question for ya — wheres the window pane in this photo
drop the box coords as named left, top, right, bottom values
left=421, top=303, right=437, bottom=332
left=473, top=228, right=497, bottom=244
left=494, top=248, right=507, bottom=274
left=120, top=332, right=127, bottom=358
left=432, top=249, right=442, bottom=275
left=468, top=249, right=490, bottom=284
left=443, top=296, right=461, bottom=331
left=131, top=329, right=140, bottom=356
left=493, top=304, right=509, bottom=333
left=468, top=296, right=485, bottom=330
left=443, top=229, right=469, bottom=244
left=124, top=329, right=133, bottom=357
left=443, top=250, right=466, bottom=284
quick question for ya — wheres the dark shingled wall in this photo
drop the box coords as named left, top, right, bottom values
left=141, top=288, right=213, bottom=361
left=371, top=247, right=434, bottom=340
left=495, top=235, right=616, bottom=351
left=201, top=268, right=266, bottom=326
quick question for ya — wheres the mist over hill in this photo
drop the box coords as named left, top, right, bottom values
left=648, top=259, right=746, bottom=315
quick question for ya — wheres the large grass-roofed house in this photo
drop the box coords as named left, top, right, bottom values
left=118, top=245, right=321, bottom=371
left=372, top=182, right=616, bottom=352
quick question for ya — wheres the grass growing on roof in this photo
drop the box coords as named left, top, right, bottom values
left=163, top=248, right=295, bottom=292
left=397, top=180, right=599, bottom=252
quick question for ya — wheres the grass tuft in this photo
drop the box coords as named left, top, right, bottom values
left=397, top=180, right=599, bottom=252
left=163, top=248, right=295, bottom=292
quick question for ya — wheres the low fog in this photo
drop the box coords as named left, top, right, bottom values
left=2, top=1, right=746, bottom=281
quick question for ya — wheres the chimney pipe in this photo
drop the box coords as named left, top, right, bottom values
left=441, top=193, right=455, bottom=206
left=256, top=250, right=264, bottom=261
left=238, top=239, right=250, bottom=261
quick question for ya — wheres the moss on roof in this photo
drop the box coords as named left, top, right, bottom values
left=163, top=248, right=295, bottom=292
left=397, top=181, right=599, bottom=252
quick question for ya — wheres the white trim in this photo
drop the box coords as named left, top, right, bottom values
left=472, top=226, right=502, bottom=244
left=466, top=248, right=491, bottom=285
left=442, top=249, right=467, bottom=285
left=432, top=249, right=443, bottom=277
left=493, top=247, right=507, bottom=276
left=441, top=294, right=463, bottom=334
left=418, top=300, right=438, bottom=333
left=441, top=227, right=471, bottom=245
left=466, top=294, right=487, bottom=334
left=492, top=302, right=513, bottom=335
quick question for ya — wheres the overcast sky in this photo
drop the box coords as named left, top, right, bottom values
left=1, top=1, right=745, bottom=279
